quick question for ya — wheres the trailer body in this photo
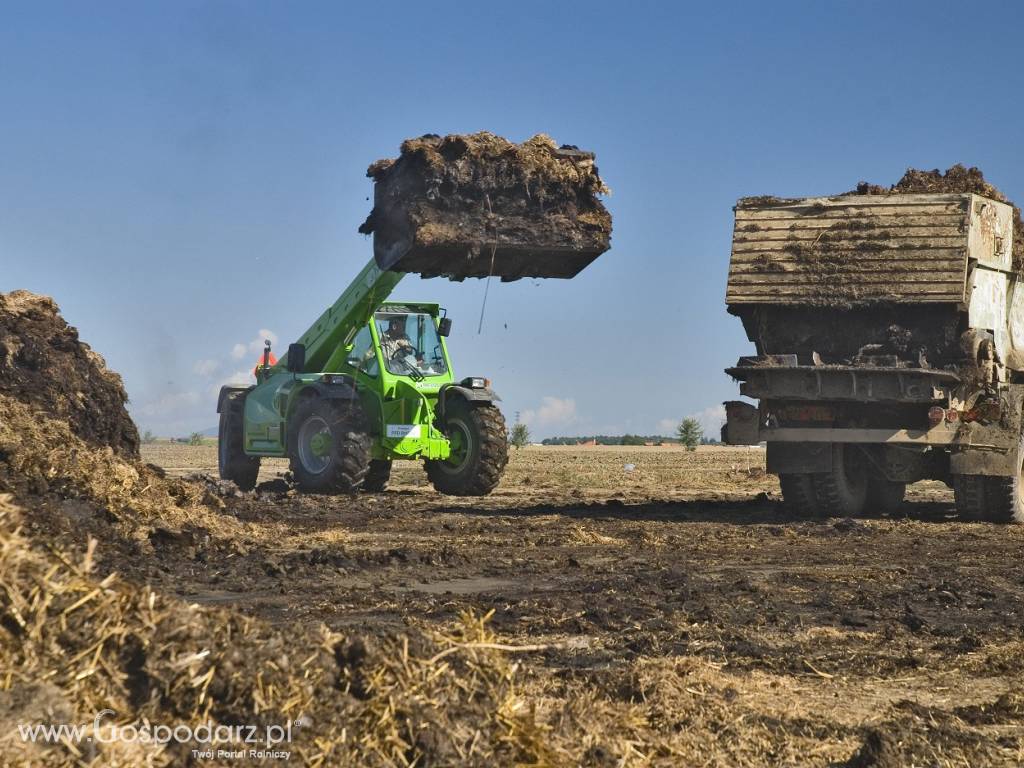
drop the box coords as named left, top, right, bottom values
left=722, top=192, right=1024, bottom=521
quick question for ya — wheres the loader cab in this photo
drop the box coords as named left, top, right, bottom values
left=344, top=303, right=454, bottom=388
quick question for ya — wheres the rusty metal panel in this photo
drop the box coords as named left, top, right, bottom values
left=726, top=193, right=1012, bottom=306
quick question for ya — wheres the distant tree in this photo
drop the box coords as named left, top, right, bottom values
left=509, top=422, right=531, bottom=449
left=677, top=418, right=703, bottom=451
left=188, top=432, right=204, bottom=446
left=141, top=429, right=157, bottom=444
left=621, top=434, right=646, bottom=446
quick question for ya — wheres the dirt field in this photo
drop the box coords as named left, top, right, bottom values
left=136, top=442, right=1024, bottom=766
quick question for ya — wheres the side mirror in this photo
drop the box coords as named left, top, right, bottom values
left=286, top=343, right=306, bottom=373
left=438, top=318, right=452, bottom=337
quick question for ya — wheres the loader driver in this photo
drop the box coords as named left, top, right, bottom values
left=366, top=315, right=425, bottom=375
left=380, top=316, right=415, bottom=361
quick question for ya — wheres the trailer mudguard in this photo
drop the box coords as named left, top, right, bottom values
left=951, top=384, right=1024, bottom=477
left=766, top=441, right=832, bottom=475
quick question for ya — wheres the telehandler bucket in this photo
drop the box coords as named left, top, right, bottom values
left=359, top=132, right=611, bottom=281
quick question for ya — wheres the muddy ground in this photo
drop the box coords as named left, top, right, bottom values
left=135, top=443, right=1024, bottom=765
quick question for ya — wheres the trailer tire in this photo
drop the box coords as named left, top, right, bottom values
left=289, top=398, right=371, bottom=494
left=953, top=474, right=989, bottom=522
left=362, top=460, right=392, bottom=493
left=813, top=444, right=868, bottom=517
left=218, top=394, right=259, bottom=491
left=866, top=474, right=906, bottom=513
left=426, top=400, right=507, bottom=496
left=958, top=433, right=1024, bottom=523
left=778, top=474, right=821, bottom=517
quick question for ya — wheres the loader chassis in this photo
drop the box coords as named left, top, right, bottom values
left=217, top=259, right=508, bottom=496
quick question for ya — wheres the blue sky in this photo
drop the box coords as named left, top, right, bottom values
left=4, top=1, right=1024, bottom=438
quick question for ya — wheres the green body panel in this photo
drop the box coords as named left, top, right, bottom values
left=242, top=258, right=456, bottom=463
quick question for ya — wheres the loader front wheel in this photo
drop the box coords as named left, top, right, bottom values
left=362, top=460, right=392, bottom=493
left=426, top=400, right=507, bottom=496
left=219, top=394, right=259, bottom=491
left=289, top=398, right=371, bottom=494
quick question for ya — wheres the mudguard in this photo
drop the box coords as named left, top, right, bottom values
left=438, top=383, right=500, bottom=423
left=951, top=384, right=1024, bottom=476
left=216, top=385, right=252, bottom=414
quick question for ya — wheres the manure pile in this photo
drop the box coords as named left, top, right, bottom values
left=0, top=292, right=547, bottom=766
left=0, top=290, right=139, bottom=456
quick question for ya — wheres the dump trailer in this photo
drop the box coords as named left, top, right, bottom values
left=721, top=192, right=1024, bottom=522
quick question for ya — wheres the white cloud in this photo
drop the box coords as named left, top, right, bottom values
left=136, top=390, right=202, bottom=418
left=520, top=396, right=578, bottom=429
left=688, top=404, right=726, bottom=433
left=656, top=417, right=680, bottom=434
left=220, top=369, right=255, bottom=387
left=231, top=329, right=279, bottom=361
left=655, top=406, right=726, bottom=437
left=193, top=358, right=220, bottom=377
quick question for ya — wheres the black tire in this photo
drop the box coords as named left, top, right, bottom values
left=813, top=443, right=868, bottom=517
left=362, top=459, right=392, bottom=492
left=425, top=400, right=508, bottom=496
left=288, top=398, right=371, bottom=494
left=953, top=474, right=988, bottom=521
left=955, top=432, right=1024, bottom=523
left=218, top=394, right=259, bottom=491
left=778, top=473, right=821, bottom=516
left=866, top=474, right=906, bottom=513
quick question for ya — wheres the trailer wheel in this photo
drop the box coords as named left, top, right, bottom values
left=866, top=474, right=906, bottom=513
left=958, top=433, right=1024, bottom=523
left=219, top=394, right=260, bottom=491
left=813, top=444, right=868, bottom=517
left=426, top=400, right=507, bottom=496
left=778, top=474, right=821, bottom=516
left=289, top=398, right=371, bottom=494
left=953, top=474, right=989, bottom=521
left=362, top=460, right=392, bottom=492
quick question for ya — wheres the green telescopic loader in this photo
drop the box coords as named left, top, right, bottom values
left=217, top=132, right=610, bottom=495
left=217, top=258, right=509, bottom=495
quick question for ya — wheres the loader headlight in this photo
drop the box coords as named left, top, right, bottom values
left=462, top=377, right=490, bottom=389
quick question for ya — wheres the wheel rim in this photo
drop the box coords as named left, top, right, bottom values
left=439, top=417, right=472, bottom=474
left=297, top=415, right=333, bottom=474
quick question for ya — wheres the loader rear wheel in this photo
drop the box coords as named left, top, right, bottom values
left=289, top=398, right=371, bottom=494
left=778, top=473, right=821, bottom=517
left=426, top=400, right=507, bottom=496
left=362, top=460, right=392, bottom=493
left=218, top=394, right=259, bottom=491
left=812, top=443, right=868, bottom=517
